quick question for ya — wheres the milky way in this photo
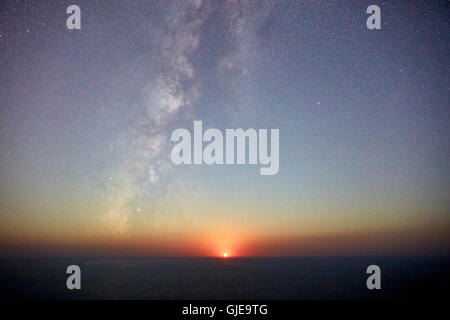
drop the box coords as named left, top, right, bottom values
left=0, top=0, right=448, bottom=256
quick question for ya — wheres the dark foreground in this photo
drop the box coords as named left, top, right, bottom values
left=0, top=257, right=448, bottom=300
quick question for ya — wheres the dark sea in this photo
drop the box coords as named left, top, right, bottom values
left=0, top=257, right=448, bottom=300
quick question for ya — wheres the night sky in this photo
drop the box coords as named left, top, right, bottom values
left=0, top=0, right=448, bottom=257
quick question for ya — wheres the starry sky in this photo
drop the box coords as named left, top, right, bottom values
left=0, top=0, right=449, bottom=257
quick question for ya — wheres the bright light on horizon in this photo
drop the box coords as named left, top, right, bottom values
left=223, top=252, right=228, bottom=258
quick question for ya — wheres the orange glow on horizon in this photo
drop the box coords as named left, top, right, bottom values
left=1, top=221, right=449, bottom=258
